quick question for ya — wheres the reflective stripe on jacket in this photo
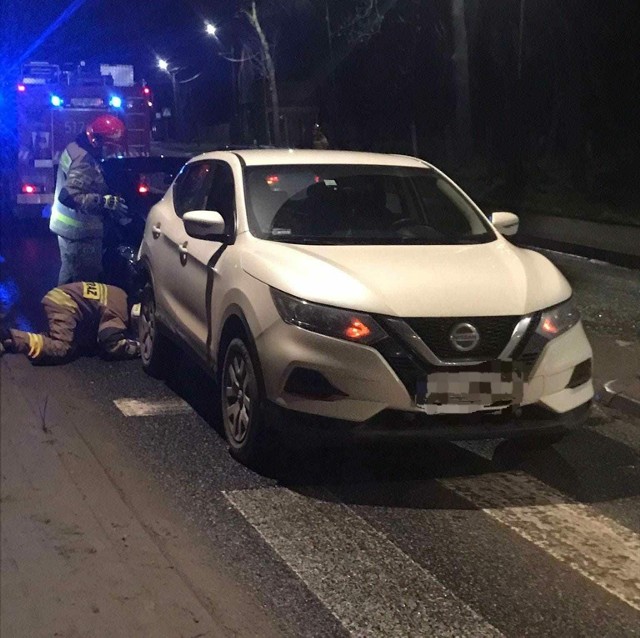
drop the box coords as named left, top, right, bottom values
left=49, top=142, right=107, bottom=240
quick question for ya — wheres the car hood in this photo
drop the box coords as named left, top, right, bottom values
left=240, top=236, right=571, bottom=317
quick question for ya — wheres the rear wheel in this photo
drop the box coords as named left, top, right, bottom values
left=139, top=282, right=172, bottom=378
left=221, top=337, right=268, bottom=466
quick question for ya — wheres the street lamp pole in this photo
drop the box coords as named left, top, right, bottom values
left=158, top=58, right=182, bottom=140
left=205, top=20, right=239, bottom=143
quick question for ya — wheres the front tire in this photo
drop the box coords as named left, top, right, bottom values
left=221, top=337, right=268, bottom=466
left=139, top=282, right=172, bottom=378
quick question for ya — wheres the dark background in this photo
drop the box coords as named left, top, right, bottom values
left=1, top=0, right=639, bottom=225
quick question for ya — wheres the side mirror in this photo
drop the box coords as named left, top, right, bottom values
left=491, top=211, right=519, bottom=236
left=183, top=210, right=227, bottom=240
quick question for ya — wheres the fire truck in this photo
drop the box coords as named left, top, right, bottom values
left=14, top=61, right=153, bottom=218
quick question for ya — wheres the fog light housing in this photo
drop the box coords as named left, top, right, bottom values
left=284, top=367, right=348, bottom=401
left=566, top=359, right=592, bottom=389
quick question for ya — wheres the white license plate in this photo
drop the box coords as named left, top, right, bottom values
left=416, top=367, right=521, bottom=415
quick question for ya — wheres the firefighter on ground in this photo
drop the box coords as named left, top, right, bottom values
left=49, top=115, right=130, bottom=285
left=0, top=282, right=140, bottom=364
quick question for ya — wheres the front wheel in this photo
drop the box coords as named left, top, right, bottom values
left=139, top=282, right=172, bottom=378
left=221, top=337, right=268, bottom=466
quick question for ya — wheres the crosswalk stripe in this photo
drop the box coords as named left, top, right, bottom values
left=224, top=487, right=502, bottom=637
left=440, top=471, right=640, bottom=611
left=113, top=398, right=192, bottom=417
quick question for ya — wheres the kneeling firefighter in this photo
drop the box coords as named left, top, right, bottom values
left=0, top=282, right=139, bottom=364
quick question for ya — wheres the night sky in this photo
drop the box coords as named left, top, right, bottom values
left=2, top=0, right=639, bottom=218
left=2, top=0, right=241, bottom=121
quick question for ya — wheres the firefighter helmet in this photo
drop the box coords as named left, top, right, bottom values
left=86, top=115, right=126, bottom=147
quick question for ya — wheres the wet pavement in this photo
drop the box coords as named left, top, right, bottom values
left=2, top=222, right=639, bottom=637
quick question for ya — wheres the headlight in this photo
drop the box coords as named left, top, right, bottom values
left=536, top=298, right=580, bottom=339
left=270, top=288, right=387, bottom=345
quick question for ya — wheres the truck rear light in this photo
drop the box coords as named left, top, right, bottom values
left=21, top=183, right=40, bottom=194
left=138, top=183, right=150, bottom=194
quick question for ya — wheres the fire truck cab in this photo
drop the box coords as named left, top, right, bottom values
left=15, top=61, right=153, bottom=218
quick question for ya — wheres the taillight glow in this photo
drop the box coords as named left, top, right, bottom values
left=265, top=175, right=279, bottom=186
left=138, top=183, right=150, bottom=194
left=17, top=84, right=26, bottom=92
left=143, top=86, right=151, bottom=95
left=344, top=318, right=371, bottom=340
left=22, top=184, right=39, bottom=194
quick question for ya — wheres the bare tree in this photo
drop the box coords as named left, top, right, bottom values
left=242, top=1, right=282, bottom=145
left=337, top=0, right=393, bottom=44
left=451, top=0, right=472, bottom=161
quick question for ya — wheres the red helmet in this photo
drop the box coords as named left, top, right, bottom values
left=86, top=115, right=126, bottom=147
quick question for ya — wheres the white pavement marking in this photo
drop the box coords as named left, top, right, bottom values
left=224, top=487, right=502, bottom=638
left=113, top=398, right=192, bottom=417
left=440, top=471, right=640, bottom=611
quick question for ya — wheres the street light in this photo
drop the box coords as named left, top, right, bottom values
left=157, top=58, right=180, bottom=139
left=204, top=20, right=241, bottom=142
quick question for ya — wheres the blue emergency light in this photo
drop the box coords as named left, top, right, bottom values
left=50, top=94, right=63, bottom=107
left=109, top=95, right=123, bottom=109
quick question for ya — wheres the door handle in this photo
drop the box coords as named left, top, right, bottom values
left=178, top=242, right=189, bottom=265
left=152, top=224, right=162, bottom=239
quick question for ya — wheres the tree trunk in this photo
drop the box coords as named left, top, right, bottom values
left=451, top=0, right=472, bottom=162
left=246, top=2, right=282, bottom=147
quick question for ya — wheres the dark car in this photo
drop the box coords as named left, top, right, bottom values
left=101, top=155, right=188, bottom=299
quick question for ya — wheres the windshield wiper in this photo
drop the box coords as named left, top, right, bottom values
left=268, top=236, right=337, bottom=245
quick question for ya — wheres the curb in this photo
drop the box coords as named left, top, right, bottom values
left=514, top=235, right=640, bottom=270
left=599, top=378, right=640, bottom=418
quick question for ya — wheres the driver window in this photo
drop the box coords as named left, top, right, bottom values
left=173, top=161, right=214, bottom=218
left=205, top=162, right=235, bottom=233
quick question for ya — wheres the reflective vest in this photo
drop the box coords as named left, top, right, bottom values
left=49, top=142, right=106, bottom=240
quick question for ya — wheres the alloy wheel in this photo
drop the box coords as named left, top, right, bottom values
left=224, top=350, right=253, bottom=445
left=140, top=291, right=156, bottom=364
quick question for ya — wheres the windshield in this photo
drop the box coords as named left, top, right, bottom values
left=244, top=164, right=495, bottom=245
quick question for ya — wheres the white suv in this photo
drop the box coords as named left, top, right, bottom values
left=138, top=150, right=593, bottom=464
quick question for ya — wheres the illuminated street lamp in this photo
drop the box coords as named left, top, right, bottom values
left=157, top=58, right=181, bottom=139
left=205, top=20, right=240, bottom=141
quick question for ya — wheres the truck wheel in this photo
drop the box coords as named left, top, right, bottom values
left=139, top=282, right=171, bottom=378
left=221, top=337, right=268, bottom=467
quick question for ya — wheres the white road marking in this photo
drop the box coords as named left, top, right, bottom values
left=113, top=398, right=192, bottom=417
left=224, top=486, right=502, bottom=638
left=440, top=471, right=640, bottom=611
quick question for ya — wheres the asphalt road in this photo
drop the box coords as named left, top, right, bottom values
left=1, top=231, right=639, bottom=637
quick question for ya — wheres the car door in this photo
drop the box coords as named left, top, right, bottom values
left=171, top=160, right=236, bottom=357
left=149, top=160, right=214, bottom=334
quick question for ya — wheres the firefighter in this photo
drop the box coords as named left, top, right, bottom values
left=49, top=115, right=130, bottom=285
left=0, top=282, right=140, bottom=364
